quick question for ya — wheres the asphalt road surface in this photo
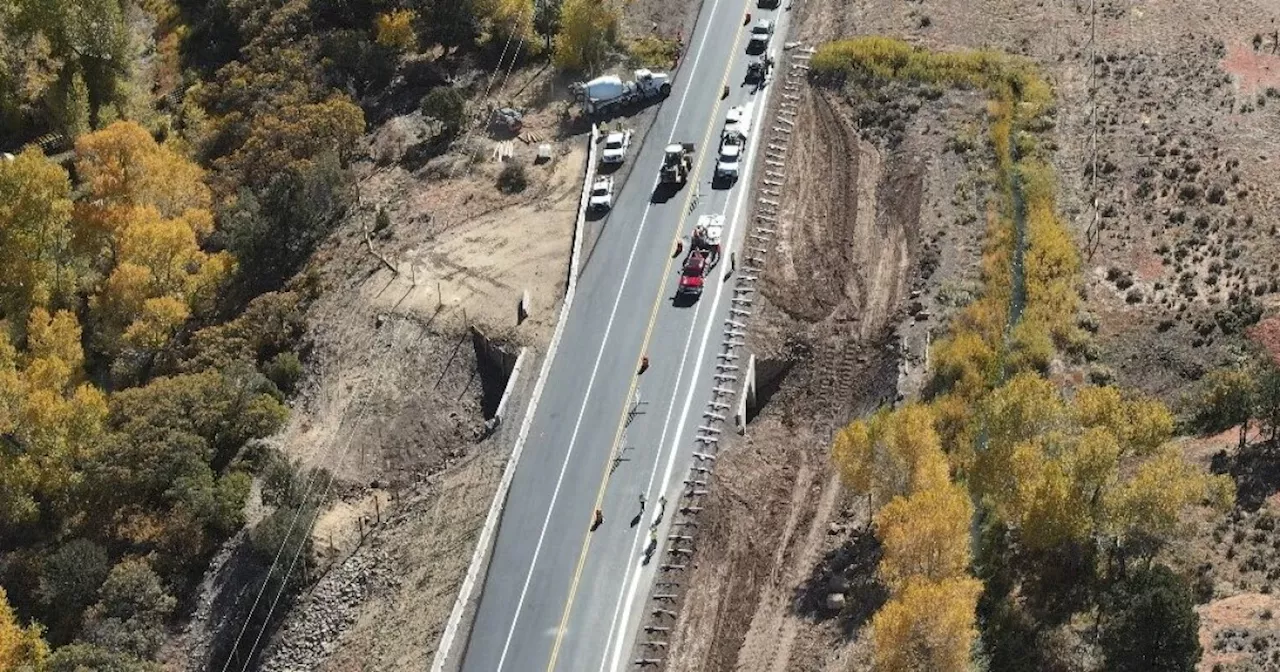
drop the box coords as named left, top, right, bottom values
left=459, top=1, right=793, bottom=670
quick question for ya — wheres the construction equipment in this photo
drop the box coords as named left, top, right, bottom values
left=660, top=142, right=695, bottom=186
left=573, top=69, right=673, bottom=116
left=489, top=107, right=524, bottom=133
left=677, top=249, right=709, bottom=299
left=691, top=214, right=725, bottom=265
left=746, top=54, right=774, bottom=84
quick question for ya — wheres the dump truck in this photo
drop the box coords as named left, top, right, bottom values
left=574, top=69, right=673, bottom=115
left=661, top=142, right=695, bottom=185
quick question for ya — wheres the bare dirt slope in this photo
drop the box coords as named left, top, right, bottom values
left=660, top=0, right=1280, bottom=670
left=657, top=6, right=988, bottom=665
left=183, top=1, right=714, bottom=668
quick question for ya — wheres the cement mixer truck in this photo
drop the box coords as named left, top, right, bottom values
left=573, top=69, right=673, bottom=115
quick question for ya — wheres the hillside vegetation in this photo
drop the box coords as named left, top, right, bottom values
left=819, top=38, right=1235, bottom=671
left=0, top=0, right=628, bottom=668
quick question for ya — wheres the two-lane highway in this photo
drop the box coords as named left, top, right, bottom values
left=458, top=0, right=792, bottom=669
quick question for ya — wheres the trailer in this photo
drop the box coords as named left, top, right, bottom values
left=574, top=69, right=673, bottom=115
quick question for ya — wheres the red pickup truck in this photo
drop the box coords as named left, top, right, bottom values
left=677, top=249, right=708, bottom=298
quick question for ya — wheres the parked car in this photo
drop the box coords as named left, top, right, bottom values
left=589, top=175, right=614, bottom=211
left=601, top=130, right=632, bottom=164
left=748, top=19, right=774, bottom=53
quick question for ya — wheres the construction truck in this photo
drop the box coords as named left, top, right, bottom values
left=660, top=142, right=695, bottom=185
left=746, top=53, right=775, bottom=85
left=691, top=214, right=724, bottom=265
left=574, top=69, right=673, bottom=116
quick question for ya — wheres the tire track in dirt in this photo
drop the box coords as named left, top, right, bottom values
left=764, top=87, right=859, bottom=324
left=661, top=14, right=926, bottom=671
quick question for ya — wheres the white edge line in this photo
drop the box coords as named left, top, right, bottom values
left=429, top=124, right=600, bottom=672
left=596, top=256, right=703, bottom=665
left=604, top=27, right=784, bottom=671
left=493, top=3, right=729, bottom=664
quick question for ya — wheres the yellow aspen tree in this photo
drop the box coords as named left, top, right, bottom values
left=477, top=0, right=536, bottom=46
left=73, top=120, right=211, bottom=223
left=0, top=147, right=75, bottom=317
left=92, top=206, right=232, bottom=354
left=1074, top=385, right=1172, bottom=457
left=930, top=330, right=997, bottom=400
left=872, top=577, right=982, bottom=672
left=123, top=295, right=190, bottom=351
left=553, top=0, right=618, bottom=71
left=0, top=587, right=49, bottom=672
left=1017, top=457, right=1092, bottom=550
left=832, top=404, right=949, bottom=510
left=1105, top=446, right=1235, bottom=547
left=875, top=482, right=974, bottom=592
left=0, top=310, right=106, bottom=525
left=374, top=10, right=417, bottom=51
left=972, top=373, right=1064, bottom=512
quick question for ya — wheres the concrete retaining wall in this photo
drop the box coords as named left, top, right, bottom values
left=430, top=124, right=600, bottom=672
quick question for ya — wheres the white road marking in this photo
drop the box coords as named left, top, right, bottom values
left=492, top=0, right=728, bottom=667
left=596, top=258, right=704, bottom=666
left=603, top=47, right=780, bottom=672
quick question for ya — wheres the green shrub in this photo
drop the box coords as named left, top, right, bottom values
left=421, top=87, right=468, bottom=138
left=497, top=163, right=528, bottom=194
left=264, top=351, right=303, bottom=396
left=627, top=36, right=679, bottom=67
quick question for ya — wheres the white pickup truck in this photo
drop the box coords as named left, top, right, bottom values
left=715, top=103, right=755, bottom=182
left=589, top=175, right=614, bottom=211
left=601, top=130, right=632, bottom=165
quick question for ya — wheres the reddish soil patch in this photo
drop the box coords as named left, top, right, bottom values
left=1197, top=592, right=1280, bottom=671
left=1135, top=250, right=1166, bottom=282
left=1249, top=315, right=1280, bottom=364
left=1221, top=41, right=1280, bottom=95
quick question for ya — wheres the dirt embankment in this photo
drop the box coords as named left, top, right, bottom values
left=171, top=0, right=716, bottom=668
left=662, top=0, right=1280, bottom=670
left=658, top=3, right=989, bottom=664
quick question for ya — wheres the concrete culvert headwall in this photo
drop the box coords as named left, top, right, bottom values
left=469, top=326, right=519, bottom=419
left=745, top=357, right=794, bottom=424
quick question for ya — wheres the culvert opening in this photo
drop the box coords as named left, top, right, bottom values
left=746, top=357, right=794, bottom=424
left=470, top=326, right=518, bottom=419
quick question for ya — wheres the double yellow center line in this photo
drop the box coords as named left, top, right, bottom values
left=542, top=1, right=752, bottom=668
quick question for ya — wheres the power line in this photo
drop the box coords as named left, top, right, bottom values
left=237, top=323, right=404, bottom=672
left=218, top=321, right=402, bottom=672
